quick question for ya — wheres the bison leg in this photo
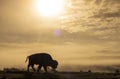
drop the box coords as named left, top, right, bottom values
left=37, top=65, right=42, bottom=72
left=27, top=64, right=31, bottom=71
left=31, top=64, right=35, bottom=72
left=43, top=66, right=48, bottom=72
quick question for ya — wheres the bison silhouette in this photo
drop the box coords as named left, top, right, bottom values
left=25, top=53, right=58, bottom=72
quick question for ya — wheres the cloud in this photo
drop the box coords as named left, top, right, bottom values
left=0, top=28, right=101, bottom=45
left=92, top=11, right=120, bottom=18
left=61, top=0, right=120, bottom=30
left=98, top=49, right=120, bottom=54
left=0, top=0, right=120, bottom=48
left=88, top=55, right=120, bottom=60
left=92, top=8, right=120, bottom=18
left=1, top=0, right=120, bottom=42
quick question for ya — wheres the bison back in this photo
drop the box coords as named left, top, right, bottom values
left=29, top=53, right=53, bottom=64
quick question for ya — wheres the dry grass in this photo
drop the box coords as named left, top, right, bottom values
left=0, top=71, right=120, bottom=79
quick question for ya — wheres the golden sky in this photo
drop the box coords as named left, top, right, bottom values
left=0, top=0, right=120, bottom=71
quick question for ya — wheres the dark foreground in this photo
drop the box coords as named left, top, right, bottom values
left=0, top=71, right=120, bottom=79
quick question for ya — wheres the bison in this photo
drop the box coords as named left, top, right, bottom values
left=25, top=53, right=58, bottom=72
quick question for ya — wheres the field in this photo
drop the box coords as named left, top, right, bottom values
left=0, top=71, right=120, bottom=79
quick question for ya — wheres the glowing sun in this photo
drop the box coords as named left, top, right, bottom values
left=34, top=0, right=65, bottom=17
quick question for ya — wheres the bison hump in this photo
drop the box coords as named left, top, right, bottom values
left=29, top=53, right=53, bottom=60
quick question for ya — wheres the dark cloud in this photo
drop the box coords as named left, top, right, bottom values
left=0, top=28, right=102, bottom=45
left=87, top=55, right=120, bottom=60
left=65, top=54, right=120, bottom=60
left=97, top=49, right=120, bottom=54
left=104, top=0, right=120, bottom=3
left=92, top=11, right=120, bottom=18
left=94, top=0, right=103, bottom=4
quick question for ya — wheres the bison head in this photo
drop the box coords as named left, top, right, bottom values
left=50, top=60, right=58, bottom=71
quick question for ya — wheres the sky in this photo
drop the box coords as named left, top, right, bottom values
left=0, top=0, right=120, bottom=71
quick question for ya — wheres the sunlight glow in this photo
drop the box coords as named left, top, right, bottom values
left=34, top=0, right=65, bottom=17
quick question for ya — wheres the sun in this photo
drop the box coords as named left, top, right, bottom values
left=33, top=0, right=65, bottom=17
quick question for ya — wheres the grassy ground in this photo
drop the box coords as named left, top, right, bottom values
left=0, top=71, right=120, bottom=79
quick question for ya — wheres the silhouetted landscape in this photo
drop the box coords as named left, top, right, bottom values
left=1, top=0, right=120, bottom=79
left=0, top=69, right=120, bottom=79
left=0, top=52, right=120, bottom=79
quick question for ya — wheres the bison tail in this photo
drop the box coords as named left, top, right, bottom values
left=25, top=56, right=29, bottom=63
